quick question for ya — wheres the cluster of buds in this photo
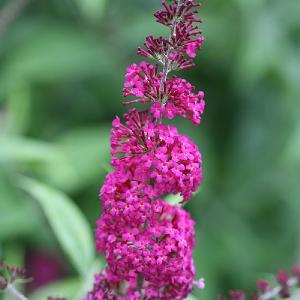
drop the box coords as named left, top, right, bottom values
left=218, top=266, right=300, bottom=300
left=86, top=0, right=205, bottom=299
left=0, top=261, right=28, bottom=290
left=0, top=261, right=66, bottom=300
left=138, top=0, right=204, bottom=70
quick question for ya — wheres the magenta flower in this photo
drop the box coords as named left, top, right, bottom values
left=110, top=110, right=202, bottom=201
left=86, top=0, right=205, bottom=299
left=95, top=197, right=196, bottom=299
left=186, top=37, right=205, bottom=58
left=123, top=63, right=205, bottom=124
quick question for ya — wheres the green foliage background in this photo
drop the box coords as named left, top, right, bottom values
left=0, top=0, right=300, bottom=299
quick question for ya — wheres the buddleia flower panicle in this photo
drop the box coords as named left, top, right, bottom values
left=219, top=265, right=300, bottom=300
left=86, top=0, right=206, bottom=299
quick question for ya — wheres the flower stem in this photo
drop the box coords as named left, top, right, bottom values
left=5, top=282, right=28, bottom=300
left=159, top=0, right=183, bottom=98
left=260, top=277, right=298, bottom=300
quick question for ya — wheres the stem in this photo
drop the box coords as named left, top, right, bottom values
left=260, top=277, right=298, bottom=300
left=159, top=0, right=183, bottom=99
left=5, top=282, right=29, bottom=300
left=6, top=284, right=28, bottom=300
left=136, top=273, right=145, bottom=291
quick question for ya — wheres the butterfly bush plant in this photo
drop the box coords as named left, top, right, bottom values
left=0, top=2, right=299, bottom=300
left=85, top=0, right=206, bottom=299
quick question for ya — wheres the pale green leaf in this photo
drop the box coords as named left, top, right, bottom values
left=75, top=0, right=107, bottom=22
left=165, top=194, right=182, bottom=206
left=186, top=295, right=198, bottom=300
left=44, top=126, right=110, bottom=193
left=0, top=202, right=39, bottom=240
left=29, top=278, right=80, bottom=300
left=165, top=189, right=201, bottom=206
left=18, top=177, right=95, bottom=275
left=0, top=136, right=64, bottom=164
left=0, top=171, right=40, bottom=239
left=75, top=258, right=105, bottom=300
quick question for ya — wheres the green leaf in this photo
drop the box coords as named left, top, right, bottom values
left=6, top=86, right=32, bottom=134
left=75, top=0, right=107, bottom=22
left=283, top=121, right=300, bottom=165
left=44, top=126, right=110, bottom=193
left=0, top=25, right=113, bottom=96
left=0, top=171, right=40, bottom=240
left=165, top=194, right=182, bottom=206
left=29, top=278, right=80, bottom=300
left=165, top=191, right=200, bottom=205
left=165, top=189, right=201, bottom=206
left=0, top=201, right=39, bottom=240
left=0, top=136, right=64, bottom=164
left=18, top=177, right=95, bottom=275
left=186, top=295, right=198, bottom=300
left=75, top=258, right=105, bottom=300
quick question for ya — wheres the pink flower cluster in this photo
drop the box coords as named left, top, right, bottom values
left=186, top=37, right=205, bottom=58
left=123, top=63, right=161, bottom=101
left=94, top=179, right=196, bottom=299
left=123, top=63, right=205, bottom=124
left=111, top=109, right=202, bottom=201
left=86, top=0, right=205, bottom=299
left=219, top=266, right=300, bottom=300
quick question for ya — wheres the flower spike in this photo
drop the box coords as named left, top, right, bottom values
left=86, top=0, right=206, bottom=299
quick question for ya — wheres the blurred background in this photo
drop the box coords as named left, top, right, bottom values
left=0, top=0, right=300, bottom=299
